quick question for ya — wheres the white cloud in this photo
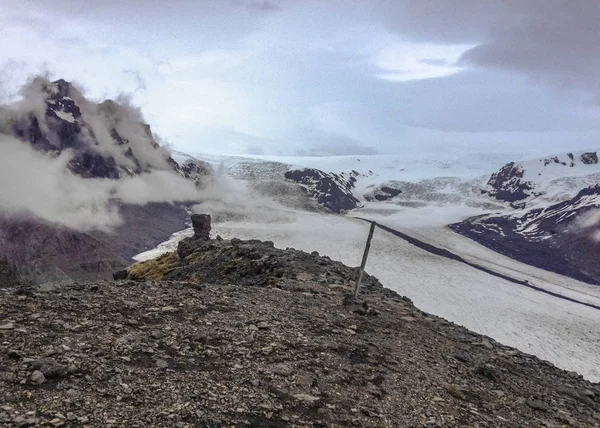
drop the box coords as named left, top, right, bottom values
left=374, top=42, right=473, bottom=82
left=0, top=135, right=200, bottom=231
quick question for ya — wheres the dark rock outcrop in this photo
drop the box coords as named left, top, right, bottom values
left=284, top=168, right=360, bottom=213
left=543, top=156, right=563, bottom=166
left=451, top=185, right=600, bottom=285
left=364, top=185, right=402, bottom=201
left=122, top=215, right=386, bottom=292
left=165, top=236, right=384, bottom=291
left=581, top=152, right=599, bottom=165
left=482, top=162, right=535, bottom=205
left=177, top=214, right=212, bottom=259
left=2, top=78, right=192, bottom=180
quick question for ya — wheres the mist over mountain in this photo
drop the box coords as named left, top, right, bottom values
left=0, top=77, right=207, bottom=231
left=0, top=77, right=213, bottom=285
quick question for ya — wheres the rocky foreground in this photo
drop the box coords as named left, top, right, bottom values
left=1, top=218, right=599, bottom=427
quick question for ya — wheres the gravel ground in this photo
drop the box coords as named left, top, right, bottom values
left=0, top=236, right=598, bottom=427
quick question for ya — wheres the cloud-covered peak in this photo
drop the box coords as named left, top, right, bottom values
left=0, top=77, right=206, bottom=231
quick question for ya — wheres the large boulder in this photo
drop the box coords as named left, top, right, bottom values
left=177, top=214, right=212, bottom=260
left=191, top=214, right=211, bottom=239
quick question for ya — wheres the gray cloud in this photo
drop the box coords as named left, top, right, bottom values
left=247, top=0, right=280, bottom=12
left=366, top=1, right=600, bottom=100
left=1, top=0, right=599, bottom=158
left=459, top=3, right=600, bottom=96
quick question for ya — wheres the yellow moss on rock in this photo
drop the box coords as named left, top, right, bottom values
left=127, top=252, right=180, bottom=281
left=184, top=250, right=209, bottom=264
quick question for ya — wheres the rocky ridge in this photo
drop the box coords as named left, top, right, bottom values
left=482, top=151, right=599, bottom=207
left=3, top=279, right=599, bottom=428
left=3, top=216, right=597, bottom=427
left=451, top=185, right=600, bottom=285
left=284, top=169, right=361, bottom=213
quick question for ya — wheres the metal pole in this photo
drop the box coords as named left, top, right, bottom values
left=354, top=221, right=376, bottom=299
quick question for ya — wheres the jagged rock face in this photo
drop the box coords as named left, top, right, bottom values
left=177, top=158, right=212, bottom=187
left=284, top=168, right=360, bottom=213
left=483, top=162, right=535, bottom=204
left=451, top=185, right=600, bottom=285
left=581, top=152, right=598, bottom=165
left=70, top=149, right=121, bottom=179
left=9, top=79, right=122, bottom=178
left=2, top=78, right=183, bottom=179
left=180, top=159, right=211, bottom=177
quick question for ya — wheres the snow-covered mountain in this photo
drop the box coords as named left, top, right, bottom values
left=1, top=78, right=210, bottom=181
left=452, top=184, right=600, bottom=285
left=284, top=168, right=361, bottom=213
left=483, top=150, right=600, bottom=208
left=185, top=152, right=511, bottom=219
left=0, top=78, right=210, bottom=285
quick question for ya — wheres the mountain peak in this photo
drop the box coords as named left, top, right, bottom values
left=49, top=78, right=72, bottom=98
left=3, top=76, right=179, bottom=179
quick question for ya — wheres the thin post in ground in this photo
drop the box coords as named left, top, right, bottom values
left=354, top=221, right=376, bottom=299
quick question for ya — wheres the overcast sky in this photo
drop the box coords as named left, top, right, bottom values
left=1, top=0, right=599, bottom=157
